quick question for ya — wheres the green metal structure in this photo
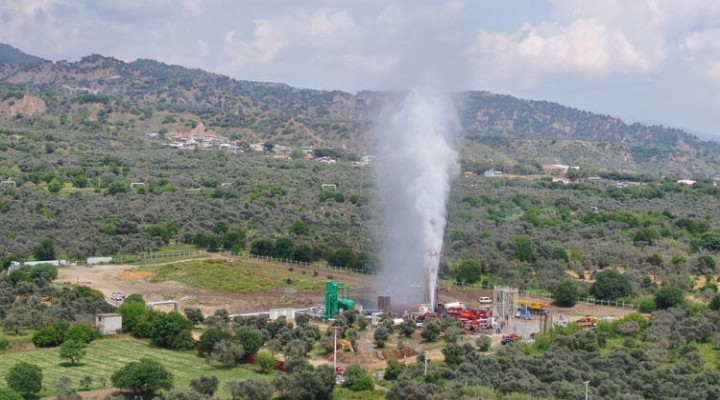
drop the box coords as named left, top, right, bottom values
left=325, top=280, right=356, bottom=319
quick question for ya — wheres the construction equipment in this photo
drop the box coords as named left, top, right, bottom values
left=575, top=315, right=597, bottom=328
left=325, top=280, right=355, bottom=319
left=338, top=339, right=354, bottom=353
left=517, top=299, right=550, bottom=313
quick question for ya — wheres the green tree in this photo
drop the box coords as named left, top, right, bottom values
left=190, top=375, right=219, bottom=397
left=710, top=293, right=720, bottom=311
left=513, top=235, right=533, bottom=262
left=289, top=220, right=310, bottom=236
left=273, top=238, right=295, bottom=259
left=342, top=364, right=374, bottom=391
left=553, top=281, right=580, bottom=307
left=5, top=362, right=42, bottom=398
left=59, top=339, right=86, bottom=365
left=373, top=326, right=390, bottom=348
left=183, top=307, right=204, bottom=327
left=64, top=323, right=96, bottom=344
left=476, top=335, right=492, bottom=352
left=384, top=359, right=407, bottom=381
left=32, top=324, right=65, bottom=347
left=250, top=239, right=275, bottom=257
left=591, top=270, right=633, bottom=301
left=198, top=328, right=233, bottom=357
left=454, top=259, right=483, bottom=284
left=292, top=243, right=314, bottom=263
left=148, top=312, right=194, bottom=350
left=654, top=286, right=685, bottom=309
left=48, top=179, right=63, bottom=193
left=117, top=300, right=148, bottom=333
left=235, top=327, right=264, bottom=356
left=33, top=237, right=56, bottom=260
left=111, top=358, right=173, bottom=399
left=255, top=350, right=277, bottom=374
left=272, top=364, right=335, bottom=400
left=399, top=318, right=416, bottom=338
left=209, top=340, right=244, bottom=367
left=421, top=317, right=442, bottom=342
left=227, top=379, right=274, bottom=400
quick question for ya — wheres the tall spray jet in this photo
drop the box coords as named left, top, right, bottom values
left=373, top=87, right=460, bottom=309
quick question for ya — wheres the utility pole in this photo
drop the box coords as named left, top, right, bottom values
left=584, top=380, right=590, bottom=400
left=424, top=352, right=428, bottom=376
left=333, top=326, right=341, bottom=377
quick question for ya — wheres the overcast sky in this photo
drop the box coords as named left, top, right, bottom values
left=2, top=0, right=720, bottom=137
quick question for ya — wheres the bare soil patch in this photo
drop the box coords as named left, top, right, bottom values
left=56, top=256, right=635, bottom=370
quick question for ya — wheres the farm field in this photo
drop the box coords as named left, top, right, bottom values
left=139, top=258, right=331, bottom=293
left=57, top=254, right=374, bottom=315
left=0, top=336, right=269, bottom=398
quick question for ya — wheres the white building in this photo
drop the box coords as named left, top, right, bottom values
left=95, top=313, right=122, bottom=335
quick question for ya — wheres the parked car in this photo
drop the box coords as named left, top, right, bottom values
left=478, top=296, right=492, bottom=303
left=111, top=292, right=125, bottom=301
left=501, top=334, right=522, bottom=345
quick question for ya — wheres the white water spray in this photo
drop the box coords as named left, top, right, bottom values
left=373, top=87, right=459, bottom=309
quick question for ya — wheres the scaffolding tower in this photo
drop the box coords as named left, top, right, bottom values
left=492, top=285, right=519, bottom=322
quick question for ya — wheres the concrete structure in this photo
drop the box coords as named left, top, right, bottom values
left=484, top=169, right=503, bottom=178
left=9, top=259, right=70, bottom=272
left=147, top=300, right=179, bottom=312
left=269, top=308, right=295, bottom=320
left=95, top=313, right=122, bottom=334
left=87, top=257, right=113, bottom=265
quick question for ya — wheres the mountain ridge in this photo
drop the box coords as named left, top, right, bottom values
left=0, top=45, right=718, bottom=175
left=0, top=43, right=46, bottom=64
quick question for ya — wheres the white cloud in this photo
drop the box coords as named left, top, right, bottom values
left=252, top=18, right=288, bottom=63
left=310, top=10, right=355, bottom=37
left=683, top=29, right=720, bottom=53
left=469, top=17, right=654, bottom=78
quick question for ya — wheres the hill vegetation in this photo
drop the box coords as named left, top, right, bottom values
left=1, top=47, right=720, bottom=300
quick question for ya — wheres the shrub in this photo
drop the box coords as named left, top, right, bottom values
left=654, top=286, right=685, bottom=309
left=255, top=351, right=277, bottom=374
left=0, top=388, right=23, bottom=400
left=32, top=323, right=67, bottom=347
left=65, top=323, right=96, bottom=344
left=0, top=336, right=9, bottom=351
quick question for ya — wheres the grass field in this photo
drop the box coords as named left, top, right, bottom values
left=138, top=258, right=328, bottom=293
left=0, top=336, right=268, bottom=397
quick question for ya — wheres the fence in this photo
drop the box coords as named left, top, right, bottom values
left=90, top=252, right=639, bottom=310
left=102, top=250, right=374, bottom=276
left=576, top=296, right=638, bottom=310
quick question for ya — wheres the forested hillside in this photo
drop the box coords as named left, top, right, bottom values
left=0, top=52, right=718, bottom=175
left=2, top=50, right=720, bottom=299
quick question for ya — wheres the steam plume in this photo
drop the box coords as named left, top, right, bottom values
left=373, top=87, right=459, bottom=309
